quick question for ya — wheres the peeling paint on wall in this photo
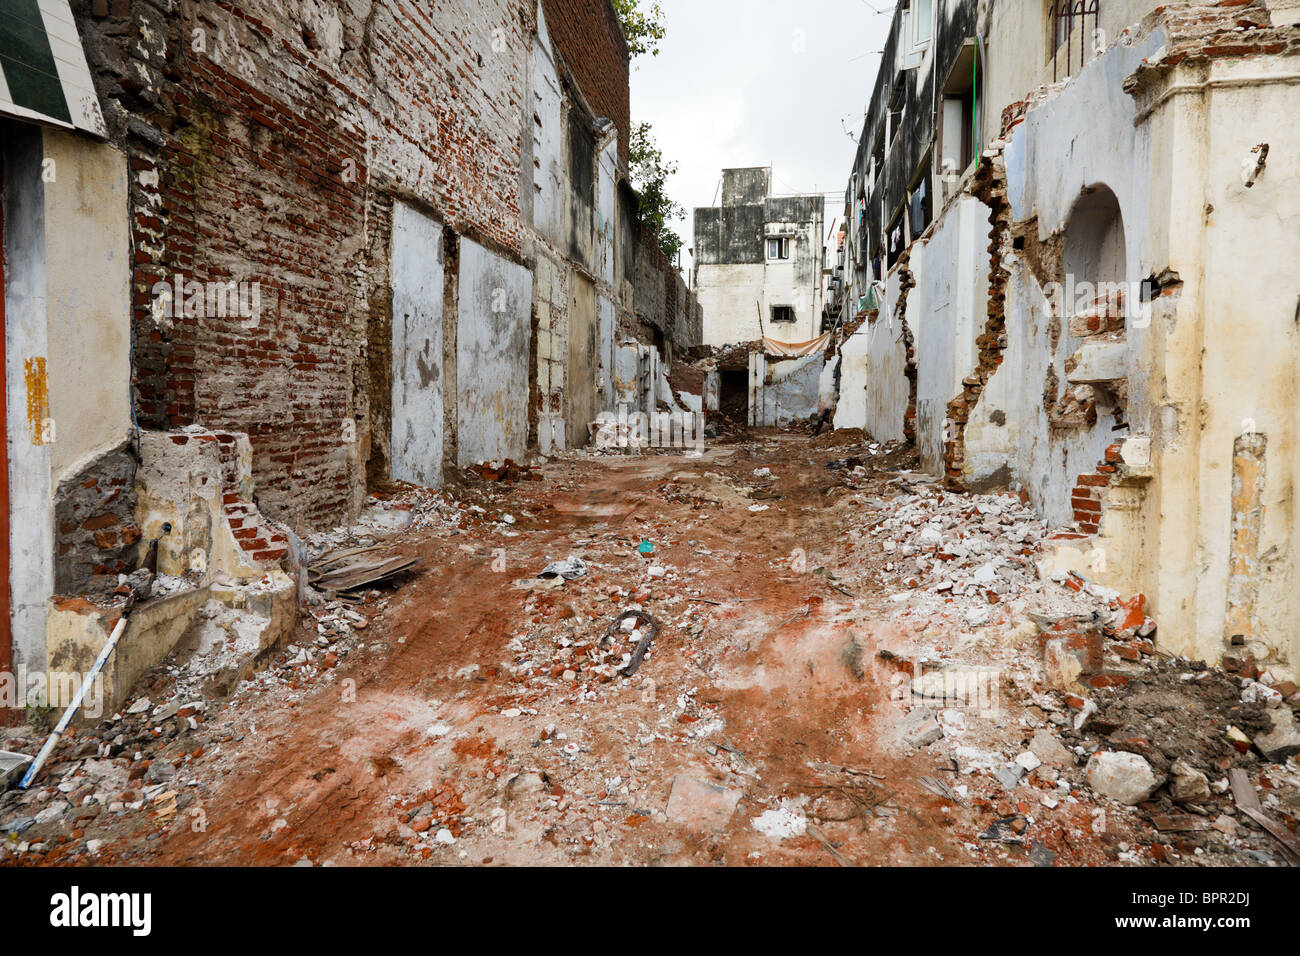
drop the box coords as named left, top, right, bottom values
left=1224, top=432, right=1267, bottom=649
left=456, top=238, right=532, bottom=467
left=23, top=355, right=50, bottom=445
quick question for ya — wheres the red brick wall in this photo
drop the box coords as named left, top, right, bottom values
left=540, top=0, right=631, bottom=167
left=76, top=0, right=530, bottom=529
left=1070, top=444, right=1123, bottom=536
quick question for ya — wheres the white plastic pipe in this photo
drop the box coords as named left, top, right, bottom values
left=18, top=611, right=129, bottom=790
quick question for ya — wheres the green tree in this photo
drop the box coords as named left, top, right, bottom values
left=629, top=122, right=685, bottom=262
left=612, top=0, right=666, bottom=59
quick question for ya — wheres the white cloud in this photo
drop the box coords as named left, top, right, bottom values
left=630, top=0, right=897, bottom=268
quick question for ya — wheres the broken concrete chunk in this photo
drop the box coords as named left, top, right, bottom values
left=900, top=708, right=944, bottom=749
left=145, top=760, right=177, bottom=784
left=995, top=764, right=1027, bottom=790
left=1043, top=639, right=1084, bottom=692
left=505, top=771, right=549, bottom=800
left=1086, top=751, right=1165, bottom=806
left=1254, top=705, right=1300, bottom=763
left=1169, top=759, right=1212, bottom=804
left=1066, top=341, right=1127, bottom=385
left=751, top=805, right=807, bottom=839
left=1029, top=729, right=1075, bottom=768
left=665, top=775, right=741, bottom=832
left=1014, top=750, right=1042, bottom=773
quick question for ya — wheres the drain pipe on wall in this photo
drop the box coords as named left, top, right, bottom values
left=18, top=525, right=169, bottom=790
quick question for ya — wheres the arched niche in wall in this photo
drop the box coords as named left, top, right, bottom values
left=1063, top=184, right=1127, bottom=290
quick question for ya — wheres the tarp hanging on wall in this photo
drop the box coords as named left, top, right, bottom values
left=763, top=333, right=831, bottom=358
left=0, top=0, right=105, bottom=135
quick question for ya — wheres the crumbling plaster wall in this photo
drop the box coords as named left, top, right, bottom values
left=964, top=16, right=1300, bottom=671
left=697, top=263, right=766, bottom=346
left=834, top=264, right=912, bottom=443
left=42, top=129, right=131, bottom=484
left=3, top=122, right=135, bottom=682
left=964, top=31, right=1161, bottom=520
left=749, top=352, right=823, bottom=427
left=979, top=0, right=1163, bottom=132
left=389, top=201, right=445, bottom=488
left=1132, top=46, right=1300, bottom=673
left=531, top=247, right=570, bottom=454
left=3, top=126, right=54, bottom=682
left=77, top=0, right=532, bottom=530
left=456, top=238, right=533, bottom=467
left=522, top=3, right=637, bottom=452
left=913, top=197, right=988, bottom=475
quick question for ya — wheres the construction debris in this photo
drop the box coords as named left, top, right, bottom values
left=468, top=459, right=543, bottom=483
left=308, top=551, right=421, bottom=595
left=3, top=429, right=1296, bottom=870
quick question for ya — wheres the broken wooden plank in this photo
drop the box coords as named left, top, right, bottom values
left=1238, top=807, right=1300, bottom=863
left=1228, top=767, right=1299, bottom=863
left=1228, top=767, right=1261, bottom=810
left=317, top=543, right=386, bottom=563
left=1150, top=813, right=1211, bottom=833
left=314, top=556, right=420, bottom=592
left=806, top=823, right=852, bottom=867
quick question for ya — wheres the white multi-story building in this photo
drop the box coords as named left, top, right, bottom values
left=693, top=167, right=824, bottom=347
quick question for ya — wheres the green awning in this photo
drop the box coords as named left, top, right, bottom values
left=0, top=0, right=105, bottom=135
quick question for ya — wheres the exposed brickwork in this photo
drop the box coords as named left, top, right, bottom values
left=166, top=429, right=290, bottom=569
left=539, top=0, right=630, bottom=168
left=53, top=446, right=140, bottom=595
left=895, top=255, right=919, bottom=446
left=1068, top=444, right=1124, bottom=535
left=1038, top=616, right=1105, bottom=678
left=943, top=149, right=1011, bottom=490
left=1066, top=288, right=1126, bottom=339
left=1125, top=0, right=1300, bottom=93
left=631, top=218, right=698, bottom=350
left=75, top=0, right=531, bottom=530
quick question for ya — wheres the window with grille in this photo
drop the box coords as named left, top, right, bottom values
left=1049, top=1, right=1100, bottom=81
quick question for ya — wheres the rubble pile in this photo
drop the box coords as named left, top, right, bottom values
left=861, top=486, right=1106, bottom=630
left=833, top=472, right=1300, bottom=866
left=2, top=431, right=1296, bottom=868
left=0, top=692, right=215, bottom=864
left=468, top=459, right=543, bottom=483
left=305, top=487, right=469, bottom=555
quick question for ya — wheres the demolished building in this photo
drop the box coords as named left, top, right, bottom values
left=829, top=0, right=1300, bottom=676
left=0, top=0, right=701, bottom=720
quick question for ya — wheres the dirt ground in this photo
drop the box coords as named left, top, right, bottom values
left=3, top=430, right=1298, bottom=867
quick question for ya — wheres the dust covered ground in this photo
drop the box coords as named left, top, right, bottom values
left=2, top=430, right=1298, bottom=867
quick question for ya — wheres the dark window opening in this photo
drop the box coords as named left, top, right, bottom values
left=771, top=305, right=796, bottom=323
left=909, top=158, right=932, bottom=240
left=886, top=208, right=906, bottom=269
left=939, top=41, right=982, bottom=178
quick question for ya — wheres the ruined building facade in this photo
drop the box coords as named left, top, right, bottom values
left=0, top=0, right=699, bottom=719
left=694, top=167, right=825, bottom=347
left=830, top=0, right=1300, bottom=674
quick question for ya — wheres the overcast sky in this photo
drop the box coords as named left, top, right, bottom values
left=629, top=0, right=898, bottom=270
